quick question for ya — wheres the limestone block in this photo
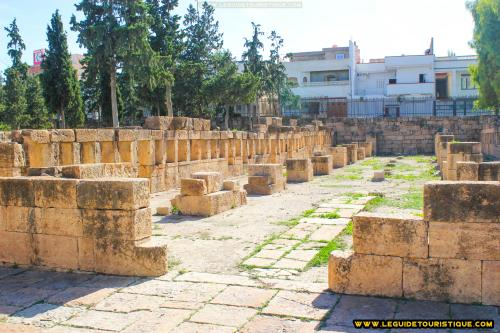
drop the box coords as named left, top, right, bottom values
left=156, top=206, right=171, bottom=216
left=465, top=153, right=483, bottom=163
left=329, top=147, right=348, bottom=168
left=429, top=222, right=500, bottom=260
left=144, top=116, right=173, bottom=130
left=403, top=258, right=481, bottom=303
left=118, top=141, right=138, bottom=164
left=33, top=234, right=79, bottom=269
left=50, top=129, right=75, bottom=143
left=22, top=129, right=50, bottom=144
left=456, top=162, right=479, bottom=181
left=77, top=178, right=150, bottom=210
left=75, top=129, right=97, bottom=142
left=137, top=140, right=155, bottom=166
left=448, top=142, right=481, bottom=155
left=34, top=208, right=82, bottom=237
left=356, top=148, right=366, bottom=160
left=0, top=167, right=22, bottom=177
left=60, top=142, right=81, bottom=165
left=100, top=141, right=119, bottom=163
left=82, top=208, right=151, bottom=241
left=0, top=206, right=35, bottom=232
left=353, top=212, right=428, bottom=258
left=372, top=171, right=384, bottom=182
left=78, top=237, right=95, bottom=271
left=328, top=250, right=402, bottom=298
left=311, top=155, right=332, bottom=176
left=116, top=129, right=138, bottom=142
left=62, top=163, right=137, bottom=179
left=172, top=190, right=242, bottom=217
left=0, top=177, right=34, bottom=206
left=26, top=142, right=59, bottom=167
left=0, top=142, right=25, bottom=167
left=180, top=178, right=207, bottom=196
left=33, top=177, right=79, bottom=208
left=94, top=237, right=168, bottom=276
left=248, top=175, right=271, bottom=186
left=223, top=180, right=240, bottom=191
left=136, top=129, right=152, bottom=141
left=0, top=230, right=32, bottom=264
left=172, top=117, right=193, bottom=130
left=247, top=164, right=283, bottom=184
left=482, top=261, right=500, bottom=306
left=286, top=159, right=313, bottom=183
left=479, top=162, right=500, bottom=181
left=191, top=171, right=223, bottom=193
left=424, top=181, right=500, bottom=223
left=80, top=142, right=101, bottom=164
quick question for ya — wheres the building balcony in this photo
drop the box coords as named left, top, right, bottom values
left=292, top=81, right=350, bottom=98
left=386, top=82, right=435, bottom=96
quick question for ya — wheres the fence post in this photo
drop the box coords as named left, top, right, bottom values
left=453, top=99, right=457, bottom=116
left=433, top=100, right=437, bottom=116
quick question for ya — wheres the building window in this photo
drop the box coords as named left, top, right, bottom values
left=461, top=74, right=475, bottom=90
left=303, top=77, right=308, bottom=83
left=376, top=80, right=384, bottom=89
left=335, top=53, right=345, bottom=60
left=389, top=78, right=397, bottom=84
left=419, top=74, right=426, bottom=83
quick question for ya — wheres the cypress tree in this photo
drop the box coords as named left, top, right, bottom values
left=3, top=19, right=30, bottom=129
left=42, top=10, right=85, bottom=128
left=26, top=75, right=52, bottom=129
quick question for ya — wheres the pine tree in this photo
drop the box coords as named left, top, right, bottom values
left=3, top=67, right=28, bottom=129
left=71, top=0, right=160, bottom=127
left=3, top=19, right=30, bottom=129
left=467, top=0, right=499, bottom=111
left=42, top=10, right=85, bottom=128
left=173, top=2, right=223, bottom=117
left=146, top=0, right=181, bottom=116
left=26, top=75, right=52, bottom=129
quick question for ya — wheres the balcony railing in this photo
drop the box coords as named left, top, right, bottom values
left=300, top=80, right=349, bottom=87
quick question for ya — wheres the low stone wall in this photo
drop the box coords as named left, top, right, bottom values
left=457, top=161, right=500, bottom=181
left=329, top=181, right=500, bottom=306
left=328, top=116, right=499, bottom=155
left=0, top=116, right=333, bottom=193
left=0, top=177, right=167, bottom=276
left=481, top=126, right=500, bottom=159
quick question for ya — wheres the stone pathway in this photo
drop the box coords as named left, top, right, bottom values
left=1, top=157, right=498, bottom=332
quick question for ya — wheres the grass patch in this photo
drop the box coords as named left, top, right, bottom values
left=364, top=187, right=423, bottom=211
left=318, top=210, right=341, bottom=219
left=307, top=238, right=347, bottom=267
left=302, top=208, right=317, bottom=217
left=331, top=173, right=363, bottom=181
left=360, top=158, right=385, bottom=170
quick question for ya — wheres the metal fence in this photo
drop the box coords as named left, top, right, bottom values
left=282, top=97, right=496, bottom=118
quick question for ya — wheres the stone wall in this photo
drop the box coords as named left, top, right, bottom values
left=481, top=126, right=500, bottom=159
left=329, top=181, right=500, bottom=306
left=0, top=116, right=333, bottom=193
left=0, top=177, right=167, bottom=276
left=327, top=116, right=499, bottom=155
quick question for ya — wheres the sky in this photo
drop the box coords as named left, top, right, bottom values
left=0, top=0, right=476, bottom=72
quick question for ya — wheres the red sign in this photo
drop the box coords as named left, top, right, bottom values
left=33, top=49, right=45, bottom=66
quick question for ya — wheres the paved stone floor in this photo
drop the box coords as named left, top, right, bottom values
left=1, top=157, right=498, bottom=332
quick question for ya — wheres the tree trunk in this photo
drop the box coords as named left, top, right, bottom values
left=165, top=82, right=173, bottom=117
left=224, top=106, right=229, bottom=130
left=109, top=63, right=119, bottom=128
left=60, top=101, right=66, bottom=129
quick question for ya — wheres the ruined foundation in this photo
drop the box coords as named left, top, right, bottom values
left=286, top=158, right=314, bottom=183
left=244, top=164, right=286, bottom=195
left=329, top=181, right=500, bottom=306
left=171, top=172, right=247, bottom=217
left=0, top=177, right=167, bottom=276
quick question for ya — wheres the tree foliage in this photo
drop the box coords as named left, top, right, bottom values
left=26, top=75, right=52, bottom=129
left=71, top=0, right=161, bottom=127
left=42, top=10, right=84, bottom=128
left=173, top=2, right=223, bottom=117
left=467, top=0, right=500, bottom=111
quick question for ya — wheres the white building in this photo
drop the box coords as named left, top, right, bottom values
left=284, top=41, right=479, bottom=101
